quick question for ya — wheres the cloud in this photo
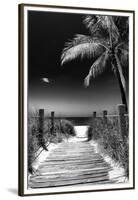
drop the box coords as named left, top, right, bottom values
left=41, top=78, right=50, bottom=83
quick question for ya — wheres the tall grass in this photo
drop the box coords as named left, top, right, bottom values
left=87, top=117, right=129, bottom=177
left=28, top=115, right=40, bottom=174
left=28, top=113, right=76, bottom=174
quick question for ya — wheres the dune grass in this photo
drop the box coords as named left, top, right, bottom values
left=87, top=117, right=129, bottom=177
left=28, top=113, right=76, bottom=174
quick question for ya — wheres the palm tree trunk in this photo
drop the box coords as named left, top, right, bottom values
left=116, top=70, right=128, bottom=112
left=112, top=56, right=128, bottom=112
left=109, top=25, right=113, bottom=49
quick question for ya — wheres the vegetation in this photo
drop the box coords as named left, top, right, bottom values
left=87, top=117, right=129, bottom=177
left=28, top=115, right=40, bottom=174
left=45, top=119, right=76, bottom=143
left=61, top=15, right=129, bottom=110
left=28, top=113, right=76, bottom=174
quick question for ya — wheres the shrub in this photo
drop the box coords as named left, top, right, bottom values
left=28, top=114, right=76, bottom=174
left=28, top=116, right=40, bottom=174
left=48, top=119, right=76, bottom=143
left=87, top=117, right=129, bottom=177
left=60, top=119, right=76, bottom=136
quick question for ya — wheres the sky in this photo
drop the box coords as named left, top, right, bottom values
left=28, top=10, right=124, bottom=117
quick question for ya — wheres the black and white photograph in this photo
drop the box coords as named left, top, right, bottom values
left=19, top=4, right=134, bottom=196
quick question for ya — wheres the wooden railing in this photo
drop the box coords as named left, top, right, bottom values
left=91, top=104, right=128, bottom=140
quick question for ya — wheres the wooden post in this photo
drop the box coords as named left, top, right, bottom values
left=118, top=104, right=127, bottom=139
left=88, top=111, right=96, bottom=141
left=39, top=109, right=44, bottom=134
left=51, top=111, right=55, bottom=135
left=103, top=110, right=107, bottom=123
left=93, top=111, right=96, bottom=118
left=38, top=109, right=44, bottom=148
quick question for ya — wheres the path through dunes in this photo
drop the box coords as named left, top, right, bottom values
left=29, top=128, right=117, bottom=188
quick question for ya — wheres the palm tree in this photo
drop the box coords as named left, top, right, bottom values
left=61, top=15, right=129, bottom=111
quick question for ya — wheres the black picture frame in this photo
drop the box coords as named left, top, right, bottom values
left=19, top=3, right=135, bottom=196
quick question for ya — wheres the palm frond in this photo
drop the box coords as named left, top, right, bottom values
left=83, top=15, right=100, bottom=34
left=115, top=42, right=128, bottom=51
left=119, top=48, right=128, bottom=66
left=62, top=34, right=93, bottom=51
left=115, top=42, right=128, bottom=67
left=83, top=15, right=120, bottom=44
left=61, top=43, right=101, bottom=65
left=61, top=34, right=107, bottom=65
left=84, top=51, right=109, bottom=87
left=107, top=16, right=120, bottom=40
left=114, top=16, right=129, bottom=41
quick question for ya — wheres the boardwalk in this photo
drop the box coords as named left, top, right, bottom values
left=29, top=136, right=117, bottom=188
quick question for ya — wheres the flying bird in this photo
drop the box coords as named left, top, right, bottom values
left=41, top=78, right=50, bottom=83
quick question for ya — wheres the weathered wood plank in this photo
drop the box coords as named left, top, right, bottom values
left=29, top=176, right=110, bottom=188
left=29, top=139, right=115, bottom=188
left=31, top=171, right=108, bottom=180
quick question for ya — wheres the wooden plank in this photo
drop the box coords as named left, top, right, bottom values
left=29, top=139, right=114, bottom=188
left=39, top=163, right=110, bottom=170
left=30, top=174, right=109, bottom=184
left=29, top=176, right=110, bottom=188
left=31, top=171, right=108, bottom=180
left=39, top=159, right=106, bottom=166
